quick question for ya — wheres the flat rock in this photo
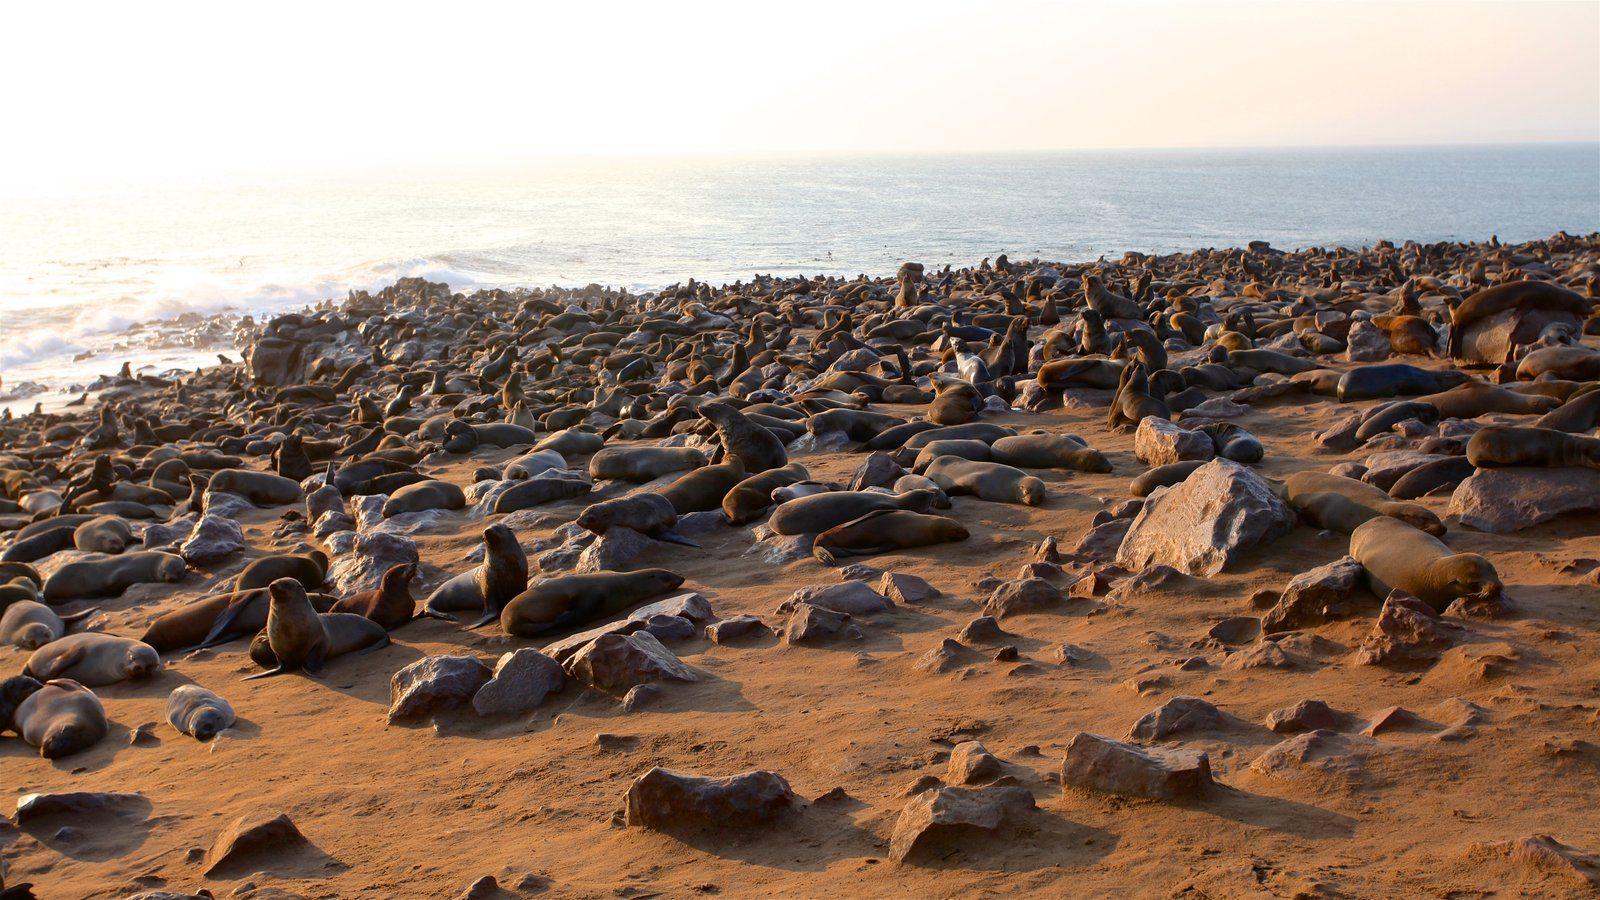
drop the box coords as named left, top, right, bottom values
left=982, top=577, right=1061, bottom=618
left=1249, top=730, right=1387, bottom=786
left=327, top=531, right=420, bottom=594
left=850, top=452, right=907, bottom=491
left=15, top=791, right=145, bottom=822
left=389, top=655, right=493, bottom=722
left=1129, top=697, right=1228, bottom=741
left=1061, top=732, right=1213, bottom=801
left=1134, top=417, right=1215, bottom=466
left=624, top=767, right=795, bottom=829
left=947, top=740, right=1003, bottom=784
left=783, top=580, right=893, bottom=616
left=706, top=615, right=769, bottom=644
left=1448, top=466, right=1600, bottom=534
left=781, top=602, right=860, bottom=644
left=1359, top=591, right=1456, bottom=666
left=576, top=526, right=656, bottom=573
left=1266, top=699, right=1347, bottom=734
left=1464, top=834, right=1600, bottom=889
left=878, top=571, right=937, bottom=604
left=888, top=784, right=1035, bottom=863
left=472, top=649, right=565, bottom=716
left=1116, top=459, right=1295, bottom=576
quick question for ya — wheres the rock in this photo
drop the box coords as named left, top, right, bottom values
left=1464, top=834, right=1600, bottom=889
left=140, top=516, right=196, bottom=551
left=1363, top=705, right=1422, bottom=735
left=472, top=649, right=565, bottom=716
left=850, top=452, right=907, bottom=491
left=457, top=875, right=506, bottom=900
left=1031, top=536, right=1062, bottom=564
left=916, top=638, right=971, bottom=674
left=957, top=615, right=1005, bottom=644
left=576, top=526, right=656, bottom=573
left=878, top=571, right=937, bottom=604
left=1177, top=397, right=1249, bottom=421
left=1129, top=697, right=1228, bottom=741
left=947, top=740, right=1003, bottom=784
left=15, top=791, right=145, bottom=822
left=637, top=614, right=695, bottom=642
left=1358, top=590, right=1456, bottom=666
left=203, top=809, right=308, bottom=876
left=706, top=615, right=769, bottom=644
left=781, top=602, right=859, bottom=644
left=1262, top=556, right=1365, bottom=634
left=1207, top=616, right=1259, bottom=644
left=1134, top=417, right=1215, bottom=466
left=179, top=513, right=246, bottom=565
left=1071, top=518, right=1132, bottom=561
left=389, top=655, right=493, bottom=722
left=201, top=491, right=254, bottom=520
left=1249, top=730, right=1386, bottom=786
left=788, top=430, right=851, bottom=454
left=888, top=784, right=1035, bottom=863
left=629, top=592, right=714, bottom=623
left=326, top=531, right=420, bottom=594
left=564, top=631, right=696, bottom=693
left=352, top=494, right=387, bottom=530
left=1222, top=641, right=1298, bottom=670
left=1055, top=643, right=1094, bottom=666
left=783, top=580, right=893, bottom=616
left=746, top=526, right=813, bottom=565
left=1361, top=450, right=1445, bottom=492
left=1448, top=467, right=1600, bottom=534
left=1115, top=459, right=1296, bottom=576
left=1060, top=732, right=1213, bottom=801
left=1267, top=699, right=1347, bottom=734
left=622, top=683, right=661, bottom=712
left=624, top=768, right=796, bottom=829
left=1344, top=319, right=1392, bottom=362
left=1109, top=564, right=1194, bottom=599
left=982, top=577, right=1061, bottom=618
left=1315, top=412, right=1364, bottom=452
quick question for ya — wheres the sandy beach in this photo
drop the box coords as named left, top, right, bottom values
left=2, top=233, right=1599, bottom=898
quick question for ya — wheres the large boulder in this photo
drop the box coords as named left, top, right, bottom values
left=326, top=531, right=419, bottom=594
left=563, top=631, right=696, bottom=693
left=1358, top=591, right=1457, bottom=666
left=1134, top=417, right=1215, bottom=466
left=1116, top=459, right=1296, bottom=576
left=624, top=768, right=795, bottom=829
left=1262, top=556, right=1366, bottom=634
left=389, top=655, right=493, bottom=722
left=1448, top=467, right=1600, bottom=534
left=179, top=514, right=245, bottom=565
left=472, top=649, right=565, bottom=716
left=888, top=784, right=1035, bottom=863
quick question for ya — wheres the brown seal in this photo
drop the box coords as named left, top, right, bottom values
left=698, top=401, right=787, bottom=473
left=1350, top=516, right=1502, bottom=612
left=1466, top=425, right=1600, bottom=470
left=588, top=447, right=707, bottom=483
left=24, top=633, right=160, bottom=686
left=242, top=578, right=332, bottom=680
left=4, top=676, right=108, bottom=759
left=330, top=562, right=440, bottom=630
left=422, top=524, right=529, bottom=628
left=923, top=456, right=1046, bottom=506
left=234, top=550, right=329, bottom=592
left=1284, top=471, right=1445, bottom=536
left=721, top=463, right=809, bottom=524
left=500, top=568, right=685, bottom=637
left=812, top=509, right=969, bottom=564
left=768, top=489, right=942, bottom=536
left=139, top=588, right=337, bottom=653
left=1, top=601, right=97, bottom=650
left=1448, top=280, right=1589, bottom=364
left=656, top=462, right=748, bottom=515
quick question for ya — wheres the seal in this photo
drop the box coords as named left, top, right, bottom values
left=5, top=677, right=108, bottom=759
left=656, top=462, right=747, bottom=515
left=43, top=551, right=187, bottom=602
left=1516, top=345, right=1600, bottom=381
left=911, top=439, right=993, bottom=472
left=808, top=408, right=908, bottom=443
left=248, top=611, right=388, bottom=672
left=1284, top=470, right=1446, bottom=536
left=989, top=433, right=1111, bottom=472
left=207, top=468, right=304, bottom=506
left=589, top=446, right=708, bottom=483
left=330, top=562, right=442, bottom=629
left=422, top=524, right=529, bottom=627
left=1196, top=422, right=1264, bottom=464
left=898, top=423, right=1015, bottom=458
left=166, top=684, right=236, bottom=741
left=24, top=632, right=161, bottom=686
left=928, top=376, right=982, bottom=426
left=1350, top=515, right=1503, bottom=612
left=768, top=489, right=942, bottom=536
left=503, top=448, right=568, bottom=480
left=72, top=516, right=135, bottom=554
left=1416, top=380, right=1560, bottom=419
left=234, top=550, right=329, bottom=592
left=0, top=601, right=97, bottom=650
left=721, top=463, right=809, bottom=524
left=698, top=401, right=787, bottom=473
left=1387, top=456, right=1477, bottom=499
left=535, top=427, right=605, bottom=457
left=140, top=588, right=337, bottom=653
left=812, top=509, right=969, bottom=564
left=1447, top=279, right=1589, bottom=364
left=1535, top=387, right=1600, bottom=433
left=1336, top=363, right=1471, bottom=402
left=490, top=475, right=593, bottom=514
left=1131, top=460, right=1207, bottom=497
left=1466, top=425, right=1600, bottom=470
left=243, top=578, right=333, bottom=680
left=1108, top=363, right=1168, bottom=431
left=1289, top=491, right=1385, bottom=534
left=575, top=493, right=696, bottom=546
left=923, top=456, right=1047, bottom=505
left=500, top=568, right=686, bottom=637
left=382, top=480, right=467, bottom=516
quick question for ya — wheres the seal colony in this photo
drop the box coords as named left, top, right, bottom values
left=3, top=232, right=1600, bottom=896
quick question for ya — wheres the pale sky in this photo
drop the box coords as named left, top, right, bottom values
left=3, top=0, right=1596, bottom=191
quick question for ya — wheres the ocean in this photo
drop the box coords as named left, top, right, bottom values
left=1, top=143, right=1596, bottom=406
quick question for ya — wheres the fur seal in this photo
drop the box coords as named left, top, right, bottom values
left=1417, top=380, right=1559, bottom=418
left=928, top=377, right=982, bottom=426
left=207, top=468, right=304, bottom=506
left=575, top=493, right=696, bottom=546
left=699, top=402, right=787, bottom=473
left=1131, top=460, right=1206, bottom=497
left=768, top=489, right=942, bottom=536
left=4, top=677, right=107, bottom=758
left=500, top=568, right=685, bottom=637
left=24, top=632, right=160, bottom=686
left=1350, top=516, right=1502, bottom=612
left=247, top=611, right=388, bottom=672
left=808, top=408, right=907, bottom=443
left=382, top=480, right=466, bottom=516
left=989, top=434, right=1111, bottom=472
left=1108, top=363, right=1168, bottom=430
left=43, top=551, right=187, bottom=602
left=589, top=446, right=707, bottom=483
left=1284, top=470, right=1446, bottom=536
left=1448, top=279, right=1589, bottom=364
left=1289, top=491, right=1385, bottom=534
left=504, top=449, right=568, bottom=480
left=72, top=516, right=135, bottom=554
left=1336, top=364, right=1471, bottom=402
left=722, top=463, right=809, bottom=524
left=656, top=462, right=747, bottom=515
left=923, top=456, right=1046, bottom=505
left=490, top=476, right=592, bottom=514
left=234, top=551, right=329, bottom=592
left=912, top=439, right=993, bottom=472
left=1388, top=456, right=1477, bottom=500
left=423, top=524, right=529, bottom=627
left=812, top=509, right=969, bottom=564
left=1466, top=425, right=1600, bottom=470
left=1516, top=345, right=1600, bottom=381
left=243, top=578, right=333, bottom=679
left=1534, top=387, right=1600, bottom=433
left=140, top=588, right=337, bottom=653
left=166, top=684, right=235, bottom=740
left=330, top=562, right=440, bottom=629
left=0, top=601, right=96, bottom=650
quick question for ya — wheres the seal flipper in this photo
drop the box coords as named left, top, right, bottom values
left=57, top=607, right=99, bottom=625
left=466, top=611, right=500, bottom=629
left=199, top=594, right=259, bottom=648
left=654, top=531, right=700, bottom=548
left=412, top=609, right=455, bottom=622
left=241, top=666, right=286, bottom=681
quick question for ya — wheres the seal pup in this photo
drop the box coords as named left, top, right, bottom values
left=24, top=632, right=161, bottom=686
left=1467, top=425, right=1600, bottom=470
left=923, top=456, right=1047, bottom=505
left=1284, top=471, right=1446, bottom=536
left=43, top=551, right=187, bottom=603
left=574, top=493, right=698, bottom=547
left=722, top=463, right=809, bottom=524
left=0, top=601, right=97, bottom=650
left=247, top=610, right=388, bottom=673
left=4, top=676, right=108, bottom=759
left=166, top=684, right=235, bottom=741
left=331, top=562, right=446, bottom=629
left=500, top=568, right=685, bottom=637
left=768, top=489, right=942, bottom=536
